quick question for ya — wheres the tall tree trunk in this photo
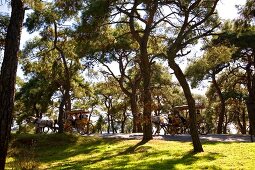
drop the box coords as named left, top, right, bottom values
left=121, top=111, right=127, bottom=133
left=223, top=121, right=227, bottom=134
left=246, top=97, right=255, bottom=141
left=53, top=22, right=71, bottom=133
left=104, top=97, right=112, bottom=134
left=212, top=73, right=225, bottom=134
left=120, top=104, right=127, bottom=133
left=106, top=52, right=142, bottom=133
left=130, top=94, right=137, bottom=133
left=86, top=107, right=93, bottom=134
left=0, top=0, right=25, bottom=168
left=245, top=55, right=255, bottom=141
left=58, top=85, right=71, bottom=133
left=137, top=112, right=143, bottom=132
left=130, top=93, right=142, bottom=132
left=117, top=74, right=142, bottom=133
left=121, top=121, right=125, bottom=133
left=127, top=1, right=156, bottom=141
left=168, top=59, right=203, bottom=153
left=58, top=87, right=71, bottom=133
left=241, top=108, right=247, bottom=134
left=140, top=43, right=152, bottom=141
left=58, top=95, right=65, bottom=133
left=107, top=113, right=110, bottom=133
left=236, top=109, right=247, bottom=134
left=110, top=114, right=115, bottom=133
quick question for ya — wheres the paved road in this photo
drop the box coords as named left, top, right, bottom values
left=97, top=133, right=253, bottom=142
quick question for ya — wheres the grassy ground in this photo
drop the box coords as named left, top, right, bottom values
left=6, top=133, right=255, bottom=169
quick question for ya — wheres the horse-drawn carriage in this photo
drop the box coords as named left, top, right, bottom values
left=64, top=110, right=94, bottom=135
left=173, top=104, right=207, bottom=133
left=152, top=104, right=209, bottom=135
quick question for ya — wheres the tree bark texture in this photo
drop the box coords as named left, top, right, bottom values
left=0, top=0, right=25, bottom=168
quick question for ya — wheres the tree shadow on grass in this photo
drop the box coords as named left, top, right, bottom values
left=119, top=139, right=150, bottom=155
left=59, top=148, right=222, bottom=170
left=37, top=136, right=123, bottom=163
left=146, top=151, right=222, bottom=170
left=43, top=139, right=136, bottom=169
left=47, top=139, right=150, bottom=169
left=201, top=141, right=251, bottom=145
left=54, top=153, right=221, bottom=170
left=8, top=135, right=224, bottom=169
left=83, top=139, right=150, bottom=165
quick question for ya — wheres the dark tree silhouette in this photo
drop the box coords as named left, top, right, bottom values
left=0, top=0, right=25, bottom=168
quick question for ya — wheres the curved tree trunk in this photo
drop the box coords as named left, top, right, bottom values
left=101, top=53, right=142, bottom=133
left=168, top=59, right=203, bottom=153
left=0, top=0, right=25, bottom=168
left=211, top=73, right=225, bottom=134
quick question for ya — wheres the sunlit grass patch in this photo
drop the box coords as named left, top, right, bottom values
left=6, top=134, right=255, bottom=169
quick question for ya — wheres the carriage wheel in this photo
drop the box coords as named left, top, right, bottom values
left=70, top=118, right=94, bottom=135
left=169, top=126, right=177, bottom=136
left=42, top=127, right=50, bottom=133
left=75, top=123, right=94, bottom=135
left=197, top=121, right=209, bottom=135
left=84, top=123, right=94, bottom=134
left=76, top=124, right=86, bottom=135
left=75, top=120, right=86, bottom=135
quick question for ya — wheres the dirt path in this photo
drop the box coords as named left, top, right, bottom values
left=97, top=133, right=253, bottom=142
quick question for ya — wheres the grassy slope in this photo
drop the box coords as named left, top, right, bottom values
left=6, top=134, right=255, bottom=170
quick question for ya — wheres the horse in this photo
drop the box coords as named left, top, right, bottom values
left=151, top=115, right=169, bottom=135
left=26, top=116, right=57, bottom=133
